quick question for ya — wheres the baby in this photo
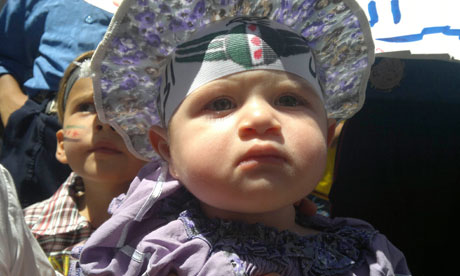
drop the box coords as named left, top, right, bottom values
left=78, top=0, right=411, bottom=275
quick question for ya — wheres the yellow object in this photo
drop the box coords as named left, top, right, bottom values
left=314, top=143, right=337, bottom=199
left=49, top=255, right=70, bottom=276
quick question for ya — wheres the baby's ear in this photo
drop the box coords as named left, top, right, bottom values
left=55, top=129, right=68, bottom=164
left=148, top=125, right=171, bottom=162
left=326, top=118, right=337, bottom=148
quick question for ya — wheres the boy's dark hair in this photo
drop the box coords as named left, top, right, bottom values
left=56, top=50, right=94, bottom=124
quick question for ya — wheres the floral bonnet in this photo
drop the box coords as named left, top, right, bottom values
left=91, top=0, right=375, bottom=161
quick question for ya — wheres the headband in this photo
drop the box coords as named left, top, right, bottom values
left=158, top=18, right=323, bottom=125
left=63, top=59, right=92, bottom=111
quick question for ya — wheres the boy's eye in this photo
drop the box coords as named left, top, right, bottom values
left=204, top=97, right=236, bottom=111
left=77, top=103, right=96, bottom=113
left=275, top=94, right=305, bottom=107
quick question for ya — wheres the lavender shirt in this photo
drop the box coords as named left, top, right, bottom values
left=78, top=162, right=411, bottom=276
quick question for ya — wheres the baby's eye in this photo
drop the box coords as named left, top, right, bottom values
left=77, top=103, right=96, bottom=113
left=275, top=94, right=306, bottom=107
left=204, top=97, right=236, bottom=111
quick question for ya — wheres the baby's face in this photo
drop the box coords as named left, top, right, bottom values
left=167, top=70, right=332, bottom=213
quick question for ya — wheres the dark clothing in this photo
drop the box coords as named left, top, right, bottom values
left=0, top=98, right=71, bottom=207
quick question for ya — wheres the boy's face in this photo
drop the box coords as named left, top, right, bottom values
left=56, top=78, right=146, bottom=185
left=161, top=70, right=335, bottom=213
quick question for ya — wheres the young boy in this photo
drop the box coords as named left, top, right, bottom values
left=23, top=51, right=147, bottom=275
left=78, top=0, right=410, bottom=275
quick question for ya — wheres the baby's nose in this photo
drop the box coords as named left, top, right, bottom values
left=238, top=103, right=281, bottom=137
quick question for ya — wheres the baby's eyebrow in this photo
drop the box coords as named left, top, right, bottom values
left=206, top=79, right=237, bottom=87
left=278, top=78, right=317, bottom=92
left=193, top=80, right=236, bottom=96
left=272, top=81, right=304, bottom=93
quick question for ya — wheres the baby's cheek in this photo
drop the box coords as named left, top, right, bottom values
left=172, top=148, right=221, bottom=186
left=294, top=137, right=328, bottom=173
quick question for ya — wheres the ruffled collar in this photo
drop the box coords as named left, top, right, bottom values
left=159, top=187, right=376, bottom=275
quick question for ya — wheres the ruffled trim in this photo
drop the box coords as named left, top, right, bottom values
left=159, top=188, right=376, bottom=275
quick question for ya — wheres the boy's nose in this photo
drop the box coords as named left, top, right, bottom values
left=95, top=117, right=115, bottom=132
left=238, top=102, right=281, bottom=137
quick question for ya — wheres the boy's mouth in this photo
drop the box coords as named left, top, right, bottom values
left=237, top=144, right=288, bottom=170
left=89, top=142, right=122, bottom=154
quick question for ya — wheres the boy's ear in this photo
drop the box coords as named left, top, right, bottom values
left=326, top=118, right=337, bottom=148
left=148, top=125, right=171, bottom=163
left=55, top=129, right=68, bottom=164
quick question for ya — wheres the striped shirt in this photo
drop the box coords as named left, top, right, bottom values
left=23, top=173, right=94, bottom=275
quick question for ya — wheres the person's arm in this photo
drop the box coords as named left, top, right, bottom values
left=0, top=74, right=27, bottom=126
left=0, top=0, right=45, bottom=127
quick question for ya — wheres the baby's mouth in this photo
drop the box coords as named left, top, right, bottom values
left=237, top=144, right=287, bottom=170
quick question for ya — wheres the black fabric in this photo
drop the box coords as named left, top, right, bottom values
left=330, top=58, right=459, bottom=276
left=0, top=98, right=71, bottom=207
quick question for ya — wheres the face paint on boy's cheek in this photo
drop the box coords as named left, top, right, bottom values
left=63, top=125, right=87, bottom=142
